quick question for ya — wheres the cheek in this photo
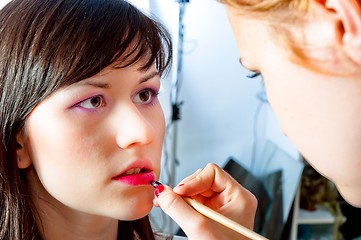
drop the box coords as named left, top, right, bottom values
left=148, top=107, right=165, bottom=168
left=263, top=75, right=297, bottom=123
left=25, top=112, right=91, bottom=190
left=149, top=106, right=166, bottom=140
left=261, top=63, right=315, bottom=132
left=158, top=111, right=166, bottom=139
left=26, top=116, right=70, bottom=164
left=25, top=115, right=113, bottom=211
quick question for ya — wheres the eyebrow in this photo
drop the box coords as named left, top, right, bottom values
left=78, top=81, right=111, bottom=89
left=74, top=70, right=160, bottom=89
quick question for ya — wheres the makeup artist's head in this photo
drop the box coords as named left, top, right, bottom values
left=0, top=0, right=171, bottom=238
left=220, top=0, right=361, bottom=206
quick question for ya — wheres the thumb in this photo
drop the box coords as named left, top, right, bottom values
left=155, top=185, right=205, bottom=238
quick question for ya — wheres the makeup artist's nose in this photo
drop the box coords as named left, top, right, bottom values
left=115, top=106, right=154, bottom=148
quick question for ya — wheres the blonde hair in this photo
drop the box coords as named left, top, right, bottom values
left=220, top=0, right=312, bottom=64
left=219, top=0, right=309, bottom=12
left=219, top=0, right=358, bottom=75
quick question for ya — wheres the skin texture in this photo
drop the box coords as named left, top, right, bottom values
left=224, top=0, right=361, bottom=207
left=16, top=60, right=165, bottom=239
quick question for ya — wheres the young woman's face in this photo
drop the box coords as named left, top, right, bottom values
left=20, top=60, right=165, bottom=220
left=226, top=7, right=361, bottom=206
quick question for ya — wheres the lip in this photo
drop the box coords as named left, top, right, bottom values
left=113, top=172, right=155, bottom=186
left=112, top=160, right=155, bottom=186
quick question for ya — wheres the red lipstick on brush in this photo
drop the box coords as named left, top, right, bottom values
left=150, top=180, right=164, bottom=197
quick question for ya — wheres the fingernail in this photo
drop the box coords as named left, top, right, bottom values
left=154, top=185, right=164, bottom=197
left=150, top=180, right=164, bottom=197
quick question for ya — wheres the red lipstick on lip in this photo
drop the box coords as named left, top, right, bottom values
left=112, top=160, right=155, bottom=186
left=113, top=172, right=155, bottom=186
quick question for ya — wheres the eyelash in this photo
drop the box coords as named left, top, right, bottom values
left=74, top=87, right=160, bottom=113
left=247, top=72, right=261, bottom=79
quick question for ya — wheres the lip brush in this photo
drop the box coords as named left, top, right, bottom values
left=150, top=180, right=268, bottom=240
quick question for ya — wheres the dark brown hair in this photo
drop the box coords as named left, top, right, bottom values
left=0, top=0, right=172, bottom=239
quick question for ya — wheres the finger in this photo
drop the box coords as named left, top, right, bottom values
left=172, top=163, right=257, bottom=226
left=174, top=163, right=234, bottom=196
left=156, top=186, right=207, bottom=238
left=156, top=186, right=254, bottom=240
left=153, top=198, right=160, bottom=207
left=174, top=168, right=203, bottom=189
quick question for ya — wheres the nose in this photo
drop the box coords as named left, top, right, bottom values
left=115, top=105, right=154, bottom=149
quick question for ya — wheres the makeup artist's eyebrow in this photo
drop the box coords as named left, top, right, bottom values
left=139, top=70, right=160, bottom=84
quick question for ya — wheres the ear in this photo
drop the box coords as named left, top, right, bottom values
left=15, top=131, right=32, bottom=169
left=324, top=0, right=361, bottom=64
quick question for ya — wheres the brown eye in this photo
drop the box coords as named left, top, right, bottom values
left=139, top=90, right=151, bottom=103
left=134, top=89, right=158, bottom=105
left=90, top=96, right=103, bottom=108
left=78, top=95, right=105, bottom=109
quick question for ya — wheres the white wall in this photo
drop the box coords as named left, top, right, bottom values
left=0, top=0, right=9, bottom=9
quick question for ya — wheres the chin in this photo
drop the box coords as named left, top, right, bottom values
left=343, top=195, right=361, bottom=208
left=338, top=186, right=361, bottom=208
left=115, top=193, right=154, bottom=220
left=118, top=203, right=153, bottom=221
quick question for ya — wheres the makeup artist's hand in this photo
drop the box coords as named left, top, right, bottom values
left=153, top=163, right=257, bottom=240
